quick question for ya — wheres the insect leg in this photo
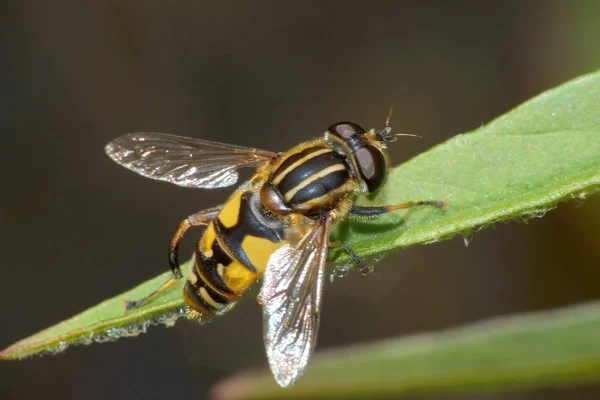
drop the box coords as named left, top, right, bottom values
left=126, top=206, right=222, bottom=312
left=124, top=277, right=179, bottom=311
left=349, top=200, right=446, bottom=217
left=169, top=206, right=221, bottom=278
left=329, top=240, right=372, bottom=275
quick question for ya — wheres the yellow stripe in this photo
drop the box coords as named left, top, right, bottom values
left=199, top=224, right=217, bottom=253
left=296, top=180, right=355, bottom=209
left=283, top=163, right=347, bottom=202
left=272, top=148, right=332, bottom=185
left=217, top=189, right=243, bottom=228
left=241, top=235, right=287, bottom=275
left=221, top=260, right=258, bottom=294
left=194, top=261, right=236, bottom=300
left=187, top=269, right=199, bottom=284
left=326, top=132, right=348, bottom=148
left=199, top=287, right=225, bottom=309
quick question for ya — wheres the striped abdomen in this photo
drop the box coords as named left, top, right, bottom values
left=184, top=188, right=287, bottom=317
left=268, top=142, right=355, bottom=213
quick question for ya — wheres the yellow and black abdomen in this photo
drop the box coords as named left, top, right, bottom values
left=184, top=186, right=287, bottom=317
left=267, top=142, right=356, bottom=214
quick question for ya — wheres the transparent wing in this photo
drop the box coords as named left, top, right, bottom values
left=257, top=217, right=332, bottom=387
left=105, top=132, right=277, bottom=189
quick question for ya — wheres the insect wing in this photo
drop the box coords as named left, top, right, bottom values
left=105, top=132, right=277, bottom=188
left=258, top=217, right=331, bottom=387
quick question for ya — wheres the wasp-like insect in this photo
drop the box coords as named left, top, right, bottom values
left=105, top=118, right=445, bottom=387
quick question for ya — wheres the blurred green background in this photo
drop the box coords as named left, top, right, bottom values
left=1, top=1, right=599, bottom=399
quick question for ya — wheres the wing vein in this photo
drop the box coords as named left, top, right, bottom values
left=105, top=132, right=277, bottom=188
left=259, top=216, right=331, bottom=387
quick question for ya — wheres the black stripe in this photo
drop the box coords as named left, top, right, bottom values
left=288, top=169, right=349, bottom=205
left=273, top=145, right=329, bottom=179
left=214, top=191, right=284, bottom=272
left=277, top=151, right=344, bottom=195
left=184, top=280, right=231, bottom=312
left=348, top=205, right=389, bottom=217
left=213, top=219, right=255, bottom=272
left=195, top=241, right=234, bottom=295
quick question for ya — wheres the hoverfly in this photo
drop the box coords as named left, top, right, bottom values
left=105, top=118, right=445, bottom=387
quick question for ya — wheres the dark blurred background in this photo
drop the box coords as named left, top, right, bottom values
left=1, top=1, right=599, bottom=399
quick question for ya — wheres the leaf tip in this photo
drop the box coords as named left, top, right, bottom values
left=0, top=343, right=16, bottom=360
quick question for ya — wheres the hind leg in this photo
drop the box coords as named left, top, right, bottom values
left=169, top=206, right=221, bottom=278
left=125, top=206, right=221, bottom=311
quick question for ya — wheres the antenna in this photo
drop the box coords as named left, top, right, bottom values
left=385, top=103, right=395, bottom=127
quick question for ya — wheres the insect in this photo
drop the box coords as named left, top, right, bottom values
left=105, top=118, right=445, bottom=387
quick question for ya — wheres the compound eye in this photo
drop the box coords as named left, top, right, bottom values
left=355, top=145, right=387, bottom=192
left=327, top=121, right=366, bottom=139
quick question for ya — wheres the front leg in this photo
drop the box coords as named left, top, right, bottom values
left=169, top=206, right=221, bottom=278
left=349, top=200, right=446, bottom=217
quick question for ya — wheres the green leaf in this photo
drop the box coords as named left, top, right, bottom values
left=0, top=261, right=192, bottom=360
left=330, top=71, right=600, bottom=260
left=211, top=301, right=600, bottom=400
left=2, top=69, right=599, bottom=391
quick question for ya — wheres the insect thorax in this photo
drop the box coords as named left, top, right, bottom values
left=261, top=140, right=359, bottom=217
